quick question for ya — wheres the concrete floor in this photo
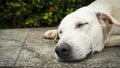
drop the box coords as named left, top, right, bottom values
left=0, top=27, right=120, bottom=67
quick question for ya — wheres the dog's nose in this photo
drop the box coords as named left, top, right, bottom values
left=55, top=43, right=71, bottom=55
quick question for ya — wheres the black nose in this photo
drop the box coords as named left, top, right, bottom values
left=55, top=43, right=71, bottom=55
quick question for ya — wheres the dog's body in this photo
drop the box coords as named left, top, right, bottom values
left=44, top=0, right=120, bottom=62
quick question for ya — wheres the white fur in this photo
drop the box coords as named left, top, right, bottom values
left=44, top=0, right=120, bottom=61
left=55, top=0, right=120, bottom=61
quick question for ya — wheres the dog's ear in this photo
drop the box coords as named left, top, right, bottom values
left=96, top=12, right=120, bottom=26
left=96, top=12, right=120, bottom=41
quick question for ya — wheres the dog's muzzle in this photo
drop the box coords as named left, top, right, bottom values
left=55, top=42, right=93, bottom=62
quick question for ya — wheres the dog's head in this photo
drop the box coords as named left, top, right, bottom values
left=55, top=8, right=120, bottom=62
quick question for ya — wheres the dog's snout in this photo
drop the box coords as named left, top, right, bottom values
left=55, top=43, right=71, bottom=55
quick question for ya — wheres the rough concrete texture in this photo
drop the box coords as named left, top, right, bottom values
left=0, top=27, right=120, bottom=67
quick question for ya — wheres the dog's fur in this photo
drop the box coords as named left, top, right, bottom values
left=44, top=0, right=120, bottom=62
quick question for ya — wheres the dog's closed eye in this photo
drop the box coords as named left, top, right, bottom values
left=76, top=22, right=88, bottom=28
left=59, top=30, right=62, bottom=34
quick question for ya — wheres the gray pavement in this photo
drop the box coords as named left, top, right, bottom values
left=0, top=27, right=120, bottom=67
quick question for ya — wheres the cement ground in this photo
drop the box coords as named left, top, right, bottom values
left=0, top=27, right=120, bottom=67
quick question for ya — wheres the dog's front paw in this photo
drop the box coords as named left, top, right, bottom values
left=44, top=30, right=58, bottom=40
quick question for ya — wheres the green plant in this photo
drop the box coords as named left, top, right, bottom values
left=0, top=0, right=94, bottom=29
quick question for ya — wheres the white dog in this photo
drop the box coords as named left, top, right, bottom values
left=44, top=0, right=120, bottom=62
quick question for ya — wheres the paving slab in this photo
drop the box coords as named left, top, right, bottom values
left=0, top=27, right=120, bottom=67
left=0, top=29, right=29, bottom=42
left=15, top=28, right=57, bottom=66
left=0, top=29, right=29, bottom=66
left=0, top=40, right=22, bottom=66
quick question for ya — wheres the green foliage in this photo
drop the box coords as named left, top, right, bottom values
left=0, top=0, right=94, bottom=29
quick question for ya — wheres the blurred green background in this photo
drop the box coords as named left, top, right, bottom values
left=0, top=0, right=94, bottom=29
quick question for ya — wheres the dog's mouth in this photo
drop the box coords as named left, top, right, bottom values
left=56, top=50, right=92, bottom=62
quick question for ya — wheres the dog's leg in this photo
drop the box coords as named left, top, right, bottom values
left=44, top=29, right=58, bottom=40
left=105, top=35, right=120, bottom=46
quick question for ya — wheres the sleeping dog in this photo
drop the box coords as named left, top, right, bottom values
left=44, top=0, right=120, bottom=62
